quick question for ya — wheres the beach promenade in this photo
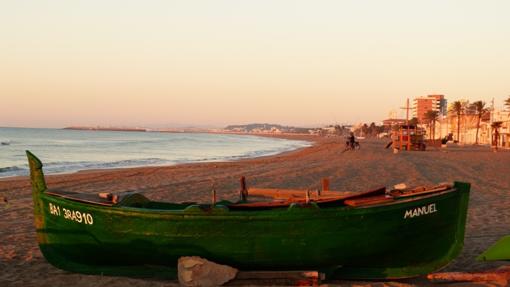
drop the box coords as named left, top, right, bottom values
left=1, top=136, right=510, bottom=286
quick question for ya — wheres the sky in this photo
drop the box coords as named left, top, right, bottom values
left=1, top=0, right=510, bottom=128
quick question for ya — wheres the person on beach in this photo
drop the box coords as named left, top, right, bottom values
left=348, top=132, right=356, bottom=149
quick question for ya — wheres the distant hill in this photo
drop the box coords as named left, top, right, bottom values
left=63, top=126, right=147, bottom=132
left=224, top=123, right=312, bottom=134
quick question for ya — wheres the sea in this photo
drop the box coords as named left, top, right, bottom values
left=0, top=127, right=311, bottom=178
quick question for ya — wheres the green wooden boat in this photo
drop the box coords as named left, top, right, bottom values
left=27, top=151, right=471, bottom=279
left=477, top=236, right=510, bottom=262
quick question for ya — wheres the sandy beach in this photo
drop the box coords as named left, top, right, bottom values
left=1, top=135, right=510, bottom=286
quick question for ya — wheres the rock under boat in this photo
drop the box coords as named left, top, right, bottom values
left=27, top=151, right=471, bottom=279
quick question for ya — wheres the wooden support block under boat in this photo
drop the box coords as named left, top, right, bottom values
left=233, top=270, right=323, bottom=286
left=236, top=270, right=323, bottom=280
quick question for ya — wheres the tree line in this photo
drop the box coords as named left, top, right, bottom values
left=351, top=123, right=389, bottom=138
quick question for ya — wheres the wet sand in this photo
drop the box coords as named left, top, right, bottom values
left=1, top=136, right=510, bottom=286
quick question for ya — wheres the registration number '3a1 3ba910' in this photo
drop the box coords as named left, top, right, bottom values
left=48, top=202, right=94, bottom=225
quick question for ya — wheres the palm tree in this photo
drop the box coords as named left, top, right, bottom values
left=450, top=101, right=465, bottom=143
left=505, top=96, right=510, bottom=111
left=469, top=101, right=488, bottom=145
left=424, top=110, right=439, bottom=141
left=492, top=121, right=503, bottom=151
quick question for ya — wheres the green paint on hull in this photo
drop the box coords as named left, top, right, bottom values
left=478, top=235, right=510, bottom=262
left=27, top=151, right=471, bottom=280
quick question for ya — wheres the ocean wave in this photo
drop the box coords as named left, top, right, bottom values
left=41, top=158, right=173, bottom=173
left=0, top=166, right=25, bottom=173
left=99, top=158, right=172, bottom=168
left=188, top=142, right=311, bottom=163
left=0, top=166, right=29, bottom=178
left=0, top=128, right=312, bottom=178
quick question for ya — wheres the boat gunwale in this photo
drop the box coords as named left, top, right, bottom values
left=38, top=186, right=465, bottom=220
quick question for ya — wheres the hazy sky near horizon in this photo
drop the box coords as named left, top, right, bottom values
left=2, top=0, right=510, bottom=128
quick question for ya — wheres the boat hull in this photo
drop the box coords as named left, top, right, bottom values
left=26, top=148, right=470, bottom=279
left=33, top=183, right=470, bottom=279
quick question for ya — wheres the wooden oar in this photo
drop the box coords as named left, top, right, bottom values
left=247, top=188, right=351, bottom=199
left=46, top=189, right=118, bottom=206
left=245, top=177, right=352, bottom=200
left=391, top=184, right=451, bottom=198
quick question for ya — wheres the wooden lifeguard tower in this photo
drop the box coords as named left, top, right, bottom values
left=386, top=98, right=427, bottom=151
left=391, top=124, right=426, bottom=151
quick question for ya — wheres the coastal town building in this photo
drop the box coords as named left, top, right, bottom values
left=413, top=95, right=447, bottom=124
left=491, top=110, right=510, bottom=148
left=444, top=112, right=489, bottom=144
left=389, top=96, right=509, bottom=148
left=436, top=108, right=509, bottom=148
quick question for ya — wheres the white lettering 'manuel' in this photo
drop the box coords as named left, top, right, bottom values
left=403, top=203, right=438, bottom=219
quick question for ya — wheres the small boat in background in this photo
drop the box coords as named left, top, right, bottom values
left=478, top=235, right=510, bottom=262
left=1, top=140, right=10, bottom=145
left=27, top=150, right=471, bottom=280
